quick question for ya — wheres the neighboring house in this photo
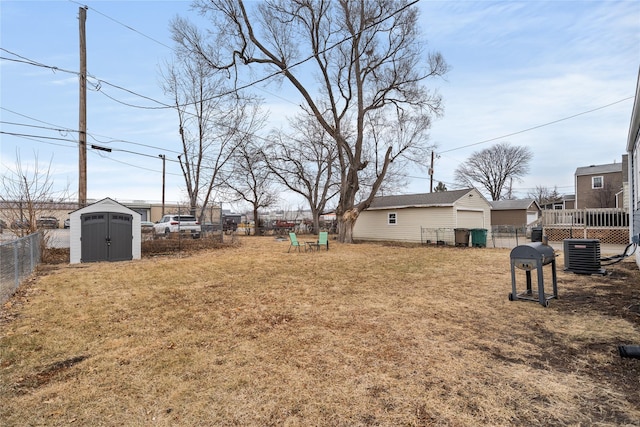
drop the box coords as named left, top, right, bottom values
left=574, top=161, right=624, bottom=209
left=490, top=199, right=541, bottom=226
left=353, top=188, right=491, bottom=244
left=539, top=194, right=575, bottom=210
left=627, top=67, right=640, bottom=267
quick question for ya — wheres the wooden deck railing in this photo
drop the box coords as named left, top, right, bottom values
left=541, top=208, right=629, bottom=228
left=541, top=208, right=629, bottom=245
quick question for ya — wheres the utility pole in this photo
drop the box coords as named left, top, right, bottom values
left=429, top=151, right=435, bottom=193
left=78, top=6, right=87, bottom=207
left=159, top=154, right=166, bottom=215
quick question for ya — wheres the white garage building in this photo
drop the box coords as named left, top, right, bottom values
left=353, top=188, right=492, bottom=244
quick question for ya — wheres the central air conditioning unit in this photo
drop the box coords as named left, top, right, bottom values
left=563, top=239, right=606, bottom=275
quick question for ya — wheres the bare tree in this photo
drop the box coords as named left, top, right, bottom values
left=263, top=113, right=340, bottom=233
left=163, top=20, right=264, bottom=220
left=591, top=183, right=617, bottom=208
left=0, top=151, right=71, bottom=250
left=528, top=185, right=560, bottom=206
left=178, top=0, right=448, bottom=242
left=433, top=181, right=447, bottom=192
left=227, top=140, right=279, bottom=235
left=454, top=143, right=533, bottom=201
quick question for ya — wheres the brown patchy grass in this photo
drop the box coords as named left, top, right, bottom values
left=1, top=236, right=639, bottom=426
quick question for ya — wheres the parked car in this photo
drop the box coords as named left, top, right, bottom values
left=64, top=218, right=70, bottom=229
left=36, top=216, right=59, bottom=229
left=11, top=219, right=30, bottom=229
left=153, top=214, right=201, bottom=237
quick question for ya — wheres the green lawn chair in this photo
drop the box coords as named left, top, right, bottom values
left=318, top=231, right=329, bottom=251
left=288, top=232, right=304, bottom=252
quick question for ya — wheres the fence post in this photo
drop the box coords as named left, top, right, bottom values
left=14, top=241, right=19, bottom=290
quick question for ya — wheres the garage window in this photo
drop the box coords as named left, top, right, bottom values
left=388, top=212, right=397, bottom=225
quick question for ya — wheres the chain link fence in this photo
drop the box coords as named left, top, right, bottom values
left=0, top=232, right=42, bottom=303
left=420, top=226, right=534, bottom=249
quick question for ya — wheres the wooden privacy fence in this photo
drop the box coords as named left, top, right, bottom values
left=541, top=208, right=629, bottom=245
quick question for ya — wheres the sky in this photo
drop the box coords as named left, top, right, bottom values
left=1, top=0, right=639, bottom=210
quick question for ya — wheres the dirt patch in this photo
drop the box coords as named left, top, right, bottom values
left=13, top=355, right=89, bottom=395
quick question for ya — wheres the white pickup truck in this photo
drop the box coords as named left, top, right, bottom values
left=153, top=214, right=201, bottom=237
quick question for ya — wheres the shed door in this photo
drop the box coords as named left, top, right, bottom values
left=81, top=212, right=132, bottom=263
left=457, top=210, right=484, bottom=228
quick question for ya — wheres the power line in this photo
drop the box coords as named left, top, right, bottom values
left=0, top=131, right=77, bottom=143
left=1, top=108, right=184, bottom=157
left=67, top=0, right=174, bottom=50
left=439, top=97, right=634, bottom=154
left=91, top=151, right=182, bottom=176
left=0, top=120, right=75, bottom=134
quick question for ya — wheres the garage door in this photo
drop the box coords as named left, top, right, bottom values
left=457, top=210, right=485, bottom=228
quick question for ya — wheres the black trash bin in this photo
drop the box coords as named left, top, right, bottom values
left=531, top=226, right=543, bottom=242
left=454, top=228, right=470, bottom=247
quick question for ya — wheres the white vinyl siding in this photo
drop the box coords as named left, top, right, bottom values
left=353, top=188, right=492, bottom=243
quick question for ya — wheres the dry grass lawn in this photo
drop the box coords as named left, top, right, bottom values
left=1, top=236, right=640, bottom=426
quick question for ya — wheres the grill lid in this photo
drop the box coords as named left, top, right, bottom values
left=510, top=242, right=555, bottom=265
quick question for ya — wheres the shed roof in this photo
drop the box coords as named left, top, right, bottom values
left=575, top=163, right=622, bottom=176
left=489, top=199, right=540, bottom=211
left=70, top=197, right=139, bottom=215
left=367, top=188, right=479, bottom=210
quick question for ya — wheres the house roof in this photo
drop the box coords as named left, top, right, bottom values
left=489, top=199, right=540, bottom=211
left=575, top=163, right=622, bottom=176
left=367, top=188, right=479, bottom=210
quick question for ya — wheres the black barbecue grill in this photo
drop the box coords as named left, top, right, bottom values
left=509, top=242, right=558, bottom=307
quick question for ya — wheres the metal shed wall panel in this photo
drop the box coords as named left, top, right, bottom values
left=108, top=213, right=134, bottom=261
left=80, top=212, right=109, bottom=263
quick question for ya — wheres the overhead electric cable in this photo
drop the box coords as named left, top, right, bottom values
left=439, top=97, right=634, bottom=154
left=0, top=120, right=75, bottom=134
left=68, top=0, right=174, bottom=50
left=3, top=1, right=423, bottom=113
left=0, top=131, right=78, bottom=143
left=2, top=108, right=184, bottom=156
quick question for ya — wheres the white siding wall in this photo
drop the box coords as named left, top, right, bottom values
left=453, top=188, right=491, bottom=234
left=632, top=136, right=640, bottom=267
left=353, top=207, right=455, bottom=243
left=70, top=199, right=141, bottom=264
left=353, top=189, right=493, bottom=243
left=353, top=208, right=453, bottom=243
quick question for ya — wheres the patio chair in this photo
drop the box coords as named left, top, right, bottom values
left=288, top=232, right=304, bottom=252
left=318, top=231, right=329, bottom=251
